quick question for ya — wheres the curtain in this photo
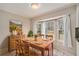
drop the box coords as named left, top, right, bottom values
left=63, top=15, right=72, bottom=48
left=41, top=22, right=46, bottom=38
left=53, top=20, right=58, bottom=41
left=33, top=22, right=37, bottom=34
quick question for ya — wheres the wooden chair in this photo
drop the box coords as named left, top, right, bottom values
left=39, top=34, right=45, bottom=38
left=15, top=36, right=29, bottom=56
left=46, top=35, right=53, bottom=40
left=15, top=39, right=22, bottom=56
left=45, top=35, right=53, bottom=56
left=21, top=40, right=30, bottom=56
left=34, top=34, right=45, bottom=38
left=45, top=43, right=53, bottom=56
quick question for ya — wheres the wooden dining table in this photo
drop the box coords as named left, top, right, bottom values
left=22, top=37, right=53, bottom=56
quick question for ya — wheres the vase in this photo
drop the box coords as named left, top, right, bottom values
left=12, top=30, right=17, bottom=35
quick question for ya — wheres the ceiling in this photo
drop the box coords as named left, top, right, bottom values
left=0, top=3, right=74, bottom=18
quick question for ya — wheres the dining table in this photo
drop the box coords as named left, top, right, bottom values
left=22, top=37, right=53, bottom=56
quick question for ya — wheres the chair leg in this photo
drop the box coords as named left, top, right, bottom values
left=48, top=50, right=49, bottom=56
left=52, top=43, right=53, bottom=56
left=16, top=49, right=18, bottom=56
left=21, top=48, right=23, bottom=55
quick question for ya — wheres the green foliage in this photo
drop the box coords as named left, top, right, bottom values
left=10, top=24, right=17, bottom=32
left=27, top=30, right=33, bottom=37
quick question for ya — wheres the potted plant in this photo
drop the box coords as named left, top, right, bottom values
left=10, top=24, right=17, bottom=35
left=27, top=30, right=33, bottom=37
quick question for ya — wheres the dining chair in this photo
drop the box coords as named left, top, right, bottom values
left=45, top=35, right=53, bottom=56
left=15, top=39, right=22, bottom=56
left=46, top=35, right=53, bottom=40
left=15, top=36, right=30, bottom=56
left=45, top=43, right=53, bottom=56
left=34, top=34, right=45, bottom=38
left=39, top=34, right=45, bottom=38
left=21, top=40, right=30, bottom=56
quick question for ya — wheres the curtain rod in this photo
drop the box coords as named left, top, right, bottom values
left=37, top=15, right=66, bottom=22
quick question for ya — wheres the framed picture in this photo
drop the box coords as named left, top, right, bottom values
left=9, top=20, right=22, bottom=35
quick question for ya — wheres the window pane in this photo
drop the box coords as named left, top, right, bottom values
left=58, top=18, right=64, bottom=41
left=37, top=23, right=41, bottom=34
left=45, top=21, right=54, bottom=35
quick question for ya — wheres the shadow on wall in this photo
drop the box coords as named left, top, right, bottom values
left=0, top=36, right=9, bottom=55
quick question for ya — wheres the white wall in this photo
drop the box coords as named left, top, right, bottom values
left=0, top=10, right=31, bottom=55
left=76, top=4, right=79, bottom=56
left=32, top=5, right=76, bottom=55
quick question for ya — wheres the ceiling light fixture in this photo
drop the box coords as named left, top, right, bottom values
left=31, top=3, right=40, bottom=9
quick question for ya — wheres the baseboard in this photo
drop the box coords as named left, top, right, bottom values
left=0, top=48, right=8, bottom=55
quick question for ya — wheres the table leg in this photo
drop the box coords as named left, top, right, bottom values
left=52, top=43, right=53, bottom=56
left=41, top=50, right=45, bottom=56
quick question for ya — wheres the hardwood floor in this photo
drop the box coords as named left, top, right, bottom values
left=1, top=48, right=74, bottom=56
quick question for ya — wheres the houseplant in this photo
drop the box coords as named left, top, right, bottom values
left=27, top=30, right=33, bottom=37
left=10, top=24, right=17, bottom=35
